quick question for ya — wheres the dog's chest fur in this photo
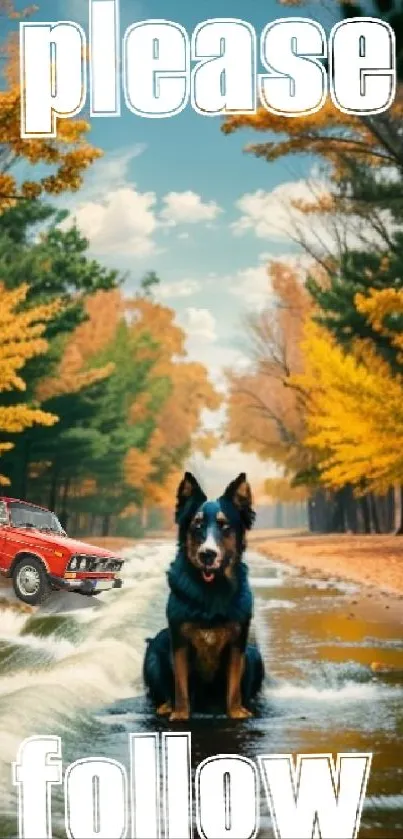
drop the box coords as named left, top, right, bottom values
left=180, top=621, right=241, bottom=680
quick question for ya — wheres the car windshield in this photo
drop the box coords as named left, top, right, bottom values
left=8, top=502, right=64, bottom=534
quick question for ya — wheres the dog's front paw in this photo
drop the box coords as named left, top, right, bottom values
left=228, top=706, right=253, bottom=720
left=156, top=702, right=172, bottom=716
left=169, top=709, right=190, bottom=722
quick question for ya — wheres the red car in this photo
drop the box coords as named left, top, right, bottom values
left=0, top=497, right=124, bottom=606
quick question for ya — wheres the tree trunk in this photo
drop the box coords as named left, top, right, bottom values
left=385, top=487, right=395, bottom=533
left=48, top=463, right=59, bottom=512
left=70, top=512, right=79, bottom=537
left=59, top=478, right=70, bottom=532
left=308, top=498, right=315, bottom=532
left=141, top=505, right=148, bottom=530
left=19, top=438, right=31, bottom=500
left=330, top=488, right=348, bottom=533
left=395, top=485, right=403, bottom=535
left=342, top=484, right=358, bottom=533
left=102, top=514, right=111, bottom=537
left=359, top=496, right=371, bottom=533
left=368, top=493, right=381, bottom=534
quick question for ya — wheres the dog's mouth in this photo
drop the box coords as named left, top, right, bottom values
left=201, top=569, right=216, bottom=584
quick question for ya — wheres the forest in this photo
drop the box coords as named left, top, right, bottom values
left=0, top=1, right=220, bottom=535
left=222, top=0, right=403, bottom=535
left=1, top=0, right=403, bottom=536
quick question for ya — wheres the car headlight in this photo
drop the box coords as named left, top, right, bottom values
left=80, top=557, right=87, bottom=570
left=70, top=557, right=77, bottom=570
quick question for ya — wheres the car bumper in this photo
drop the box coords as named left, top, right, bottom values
left=48, top=575, right=123, bottom=594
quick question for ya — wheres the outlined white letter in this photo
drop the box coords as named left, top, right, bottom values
left=192, top=19, right=256, bottom=115
left=65, top=757, right=127, bottom=839
left=20, top=21, right=86, bottom=138
left=196, top=754, right=259, bottom=839
left=259, top=18, right=327, bottom=116
left=90, top=0, right=120, bottom=116
left=130, top=733, right=160, bottom=839
left=330, top=18, right=396, bottom=114
left=12, top=735, right=62, bottom=839
left=163, top=732, right=192, bottom=839
left=123, top=20, right=189, bottom=117
left=258, top=752, right=372, bottom=839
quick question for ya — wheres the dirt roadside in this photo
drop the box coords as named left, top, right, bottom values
left=248, top=531, right=403, bottom=629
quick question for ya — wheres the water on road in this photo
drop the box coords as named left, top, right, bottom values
left=0, top=541, right=402, bottom=838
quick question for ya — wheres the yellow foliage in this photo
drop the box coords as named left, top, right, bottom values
left=291, top=319, right=403, bottom=494
left=0, top=2, right=101, bottom=214
left=355, top=288, right=403, bottom=358
left=222, top=98, right=403, bottom=176
left=0, top=282, right=59, bottom=482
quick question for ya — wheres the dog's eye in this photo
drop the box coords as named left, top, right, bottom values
left=218, top=521, right=231, bottom=532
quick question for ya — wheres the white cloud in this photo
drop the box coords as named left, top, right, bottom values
left=183, top=339, right=250, bottom=392
left=156, top=279, right=201, bottom=299
left=229, top=263, right=272, bottom=307
left=232, top=180, right=328, bottom=243
left=59, top=145, right=160, bottom=257
left=161, top=191, right=223, bottom=226
left=78, top=145, right=147, bottom=199
left=180, top=307, right=217, bottom=342
left=70, top=186, right=158, bottom=257
left=232, top=179, right=391, bottom=254
left=61, top=150, right=225, bottom=256
left=228, top=252, right=315, bottom=308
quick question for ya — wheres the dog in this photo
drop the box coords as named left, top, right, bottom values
left=143, top=471, right=264, bottom=721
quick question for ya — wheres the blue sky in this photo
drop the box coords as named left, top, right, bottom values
left=9, top=0, right=344, bottom=494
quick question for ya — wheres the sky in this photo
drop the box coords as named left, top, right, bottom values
left=9, top=0, right=344, bottom=497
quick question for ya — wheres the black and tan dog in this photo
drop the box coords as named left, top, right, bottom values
left=143, top=472, right=264, bottom=721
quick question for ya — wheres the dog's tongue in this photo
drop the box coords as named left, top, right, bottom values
left=202, top=571, right=215, bottom=583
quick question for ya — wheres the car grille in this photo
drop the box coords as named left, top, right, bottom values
left=67, top=554, right=123, bottom=572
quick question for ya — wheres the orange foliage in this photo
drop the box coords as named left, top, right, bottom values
left=226, top=259, right=313, bottom=476
left=49, top=289, right=221, bottom=508
left=36, top=290, right=121, bottom=400
left=124, top=300, right=221, bottom=506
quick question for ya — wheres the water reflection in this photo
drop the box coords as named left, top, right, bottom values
left=0, top=544, right=401, bottom=837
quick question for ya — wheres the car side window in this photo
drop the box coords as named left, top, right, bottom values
left=0, top=502, right=8, bottom=525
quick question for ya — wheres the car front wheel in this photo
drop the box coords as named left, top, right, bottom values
left=12, top=556, right=51, bottom=606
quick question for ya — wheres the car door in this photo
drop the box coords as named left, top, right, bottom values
left=0, top=501, right=9, bottom=570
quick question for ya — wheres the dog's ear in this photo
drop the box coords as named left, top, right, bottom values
left=175, top=472, right=207, bottom=527
left=222, top=473, right=255, bottom=529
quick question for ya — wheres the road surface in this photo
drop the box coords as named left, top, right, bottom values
left=0, top=542, right=402, bottom=838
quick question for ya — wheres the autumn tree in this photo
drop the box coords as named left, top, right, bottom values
left=123, top=296, right=221, bottom=528
left=0, top=201, right=121, bottom=496
left=223, top=0, right=403, bottom=169
left=0, top=200, right=120, bottom=340
left=7, top=288, right=221, bottom=535
left=0, top=1, right=101, bottom=214
left=288, top=289, right=403, bottom=531
left=225, top=259, right=313, bottom=483
left=292, top=318, right=403, bottom=495
left=0, top=283, right=59, bottom=483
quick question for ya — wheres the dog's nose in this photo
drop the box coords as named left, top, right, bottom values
left=199, top=549, right=218, bottom=566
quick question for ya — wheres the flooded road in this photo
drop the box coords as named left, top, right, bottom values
left=0, top=541, right=402, bottom=838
